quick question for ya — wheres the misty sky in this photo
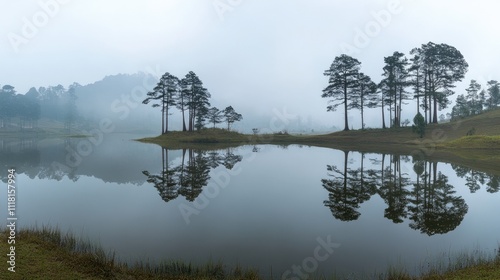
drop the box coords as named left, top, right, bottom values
left=3, top=0, right=500, bottom=130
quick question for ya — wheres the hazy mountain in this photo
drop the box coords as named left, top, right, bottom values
left=74, top=72, right=160, bottom=133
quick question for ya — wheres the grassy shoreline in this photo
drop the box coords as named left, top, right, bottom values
left=138, top=108, right=500, bottom=149
left=0, top=227, right=259, bottom=280
left=137, top=130, right=500, bottom=177
left=137, top=109, right=500, bottom=176
left=1, top=227, right=498, bottom=279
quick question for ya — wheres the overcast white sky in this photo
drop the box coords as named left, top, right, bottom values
left=2, top=0, right=500, bottom=129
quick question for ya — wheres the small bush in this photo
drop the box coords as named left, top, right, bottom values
left=412, top=112, right=426, bottom=138
left=466, top=127, right=476, bottom=136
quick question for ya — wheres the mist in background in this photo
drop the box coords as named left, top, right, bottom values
left=2, top=0, right=500, bottom=133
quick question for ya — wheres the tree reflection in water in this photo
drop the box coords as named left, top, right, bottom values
left=142, top=147, right=242, bottom=203
left=322, top=151, right=473, bottom=235
left=322, top=151, right=377, bottom=221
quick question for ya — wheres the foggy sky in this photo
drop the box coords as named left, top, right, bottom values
left=2, top=0, right=500, bottom=130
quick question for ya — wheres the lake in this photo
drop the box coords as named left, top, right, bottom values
left=1, top=134, right=499, bottom=279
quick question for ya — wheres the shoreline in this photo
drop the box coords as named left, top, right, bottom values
left=136, top=128, right=500, bottom=177
left=1, top=227, right=498, bottom=279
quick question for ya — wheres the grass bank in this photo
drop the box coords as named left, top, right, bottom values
left=0, top=226, right=259, bottom=280
left=137, top=128, right=250, bottom=150
left=439, top=135, right=500, bottom=149
left=138, top=109, right=500, bottom=151
left=1, top=227, right=498, bottom=279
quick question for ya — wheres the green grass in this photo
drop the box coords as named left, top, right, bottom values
left=137, top=128, right=251, bottom=150
left=440, top=135, right=500, bottom=149
left=138, top=108, right=500, bottom=151
left=1, top=226, right=499, bottom=279
left=0, top=226, right=260, bottom=280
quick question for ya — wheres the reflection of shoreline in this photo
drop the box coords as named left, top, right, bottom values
left=321, top=151, right=499, bottom=235
left=0, top=138, right=41, bottom=182
left=0, top=136, right=159, bottom=185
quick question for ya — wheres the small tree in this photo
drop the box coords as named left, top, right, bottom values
left=465, top=80, right=483, bottom=115
left=412, top=112, right=426, bottom=138
left=195, top=106, right=209, bottom=131
left=206, top=107, right=223, bottom=128
left=486, top=80, right=500, bottom=109
left=223, top=106, right=243, bottom=131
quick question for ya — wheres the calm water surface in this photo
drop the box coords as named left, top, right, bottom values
left=1, top=134, right=499, bottom=278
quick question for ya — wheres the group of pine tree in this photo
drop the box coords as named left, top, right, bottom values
left=322, top=41, right=500, bottom=132
left=143, top=71, right=242, bottom=134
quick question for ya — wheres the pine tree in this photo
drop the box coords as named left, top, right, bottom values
left=222, top=106, right=242, bottom=131
left=206, top=107, right=223, bottom=128
left=322, top=54, right=362, bottom=131
left=143, top=72, right=179, bottom=134
left=380, top=51, right=409, bottom=128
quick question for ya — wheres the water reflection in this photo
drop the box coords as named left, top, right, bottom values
left=2, top=141, right=500, bottom=277
left=142, top=148, right=242, bottom=203
left=321, top=151, right=377, bottom=221
left=321, top=152, right=474, bottom=235
left=0, top=137, right=41, bottom=182
left=409, top=160, right=468, bottom=235
left=452, top=164, right=500, bottom=193
left=0, top=135, right=498, bottom=238
left=0, top=135, right=161, bottom=184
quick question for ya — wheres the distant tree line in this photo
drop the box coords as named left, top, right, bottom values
left=0, top=83, right=80, bottom=131
left=143, top=71, right=243, bottom=134
left=321, top=42, right=492, bottom=131
left=450, top=79, right=500, bottom=119
left=0, top=85, right=40, bottom=130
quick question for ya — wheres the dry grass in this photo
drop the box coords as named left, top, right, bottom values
left=0, top=226, right=260, bottom=280
left=1, top=226, right=499, bottom=279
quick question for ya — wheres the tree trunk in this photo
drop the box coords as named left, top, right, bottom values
left=161, top=94, right=165, bottom=134
left=182, top=112, right=187, bottom=131
left=423, top=93, right=427, bottom=124
left=416, top=71, right=421, bottom=114
left=165, top=106, right=169, bottom=133
left=428, top=93, right=432, bottom=124
left=416, top=93, right=420, bottom=114
left=361, top=106, right=364, bottom=130
left=424, top=72, right=428, bottom=124
left=181, top=101, right=187, bottom=132
left=398, top=88, right=403, bottom=127
left=360, top=89, right=364, bottom=130
left=344, top=86, right=349, bottom=131
left=382, top=99, right=386, bottom=129
left=433, top=95, right=438, bottom=123
left=188, top=108, right=193, bottom=132
left=389, top=103, right=393, bottom=128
